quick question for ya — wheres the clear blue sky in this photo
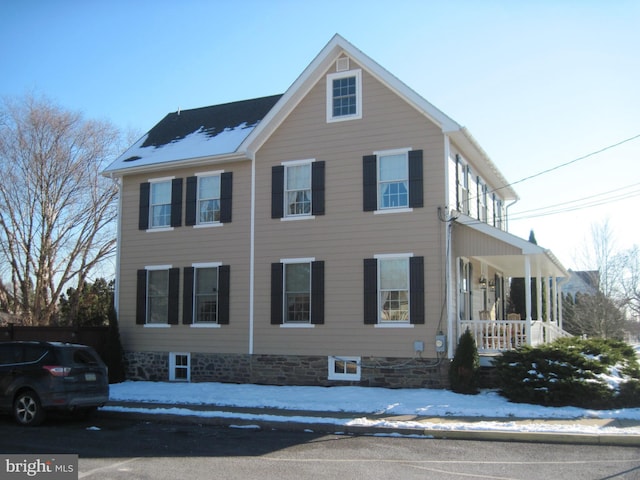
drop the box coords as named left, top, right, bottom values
left=2, top=0, right=638, bottom=270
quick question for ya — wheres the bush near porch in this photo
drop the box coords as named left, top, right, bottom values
left=493, top=337, right=640, bottom=409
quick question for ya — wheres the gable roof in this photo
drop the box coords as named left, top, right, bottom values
left=103, top=95, right=282, bottom=174
left=103, top=34, right=517, bottom=201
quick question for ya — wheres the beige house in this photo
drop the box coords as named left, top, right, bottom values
left=104, top=35, right=569, bottom=387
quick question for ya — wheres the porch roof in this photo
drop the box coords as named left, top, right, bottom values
left=454, top=215, right=569, bottom=278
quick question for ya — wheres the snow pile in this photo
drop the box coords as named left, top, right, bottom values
left=104, top=381, right=640, bottom=435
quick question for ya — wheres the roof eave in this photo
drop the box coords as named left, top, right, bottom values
left=101, top=151, right=250, bottom=178
left=450, top=128, right=519, bottom=202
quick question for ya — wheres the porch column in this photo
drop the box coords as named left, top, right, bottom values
left=536, top=272, right=543, bottom=323
left=558, top=280, right=564, bottom=332
left=524, top=256, right=532, bottom=345
left=544, top=275, right=551, bottom=343
left=551, top=276, right=558, bottom=325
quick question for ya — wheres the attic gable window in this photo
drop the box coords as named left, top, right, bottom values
left=326, top=69, right=362, bottom=123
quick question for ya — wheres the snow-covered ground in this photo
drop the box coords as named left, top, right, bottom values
left=105, top=381, right=640, bottom=436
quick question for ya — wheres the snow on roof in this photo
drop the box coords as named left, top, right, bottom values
left=104, top=94, right=282, bottom=174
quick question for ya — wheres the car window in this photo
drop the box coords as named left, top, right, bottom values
left=0, top=344, right=23, bottom=365
left=72, top=349, right=100, bottom=366
left=23, top=345, right=51, bottom=363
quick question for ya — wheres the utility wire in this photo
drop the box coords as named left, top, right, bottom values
left=509, top=182, right=640, bottom=221
left=505, top=133, right=640, bottom=190
left=466, top=133, right=640, bottom=202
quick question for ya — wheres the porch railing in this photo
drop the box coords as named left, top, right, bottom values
left=460, top=319, right=571, bottom=354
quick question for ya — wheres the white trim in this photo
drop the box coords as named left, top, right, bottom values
left=192, top=223, right=223, bottom=229
left=143, top=324, right=171, bottom=328
left=280, top=215, right=316, bottom=222
left=146, top=227, right=175, bottom=233
left=169, top=352, right=190, bottom=382
left=280, top=257, right=315, bottom=264
left=326, top=69, right=362, bottom=123
left=190, top=323, right=221, bottom=329
left=195, top=169, right=224, bottom=177
left=192, top=262, right=223, bottom=268
left=374, top=323, right=414, bottom=329
left=145, top=264, right=172, bottom=270
left=374, top=253, right=413, bottom=259
left=249, top=155, right=256, bottom=354
left=148, top=175, right=175, bottom=183
left=280, top=158, right=315, bottom=166
left=114, top=177, right=122, bottom=314
left=373, top=208, right=413, bottom=215
left=373, top=147, right=412, bottom=156
left=328, top=356, right=361, bottom=381
left=280, top=323, right=315, bottom=329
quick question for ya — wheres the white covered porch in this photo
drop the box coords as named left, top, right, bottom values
left=450, top=215, right=570, bottom=359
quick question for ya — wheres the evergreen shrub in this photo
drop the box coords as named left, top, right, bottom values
left=493, top=337, right=640, bottom=409
left=449, top=328, right=480, bottom=394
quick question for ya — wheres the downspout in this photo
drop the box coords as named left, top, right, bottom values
left=443, top=134, right=455, bottom=358
left=505, top=199, right=518, bottom=232
left=249, top=154, right=256, bottom=355
left=110, top=173, right=122, bottom=314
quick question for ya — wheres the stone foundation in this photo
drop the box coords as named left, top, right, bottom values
left=124, top=351, right=450, bottom=389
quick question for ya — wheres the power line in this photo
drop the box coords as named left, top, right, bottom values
left=509, top=182, right=640, bottom=219
left=507, top=133, right=640, bottom=189
left=484, top=133, right=640, bottom=198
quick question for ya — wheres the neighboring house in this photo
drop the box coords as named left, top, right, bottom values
left=564, top=270, right=599, bottom=300
left=103, top=35, right=569, bottom=387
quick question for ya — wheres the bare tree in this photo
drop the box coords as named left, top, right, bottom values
left=0, top=94, right=121, bottom=325
left=564, top=220, right=628, bottom=338
left=619, top=244, right=640, bottom=320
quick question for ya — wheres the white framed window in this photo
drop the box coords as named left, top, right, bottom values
left=284, top=161, right=312, bottom=217
left=328, top=356, right=361, bottom=381
left=284, top=260, right=311, bottom=323
left=377, top=255, right=411, bottom=323
left=326, top=69, right=362, bottom=122
left=377, top=150, right=409, bottom=210
left=146, top=267, right=170, bottom=324
left=169, top=352, right=190, bottom=382
left=194, top=266, right=219, bottom=324
left=197, top=174, right=221, bottom=224
left=150, top=179, right=172, bottom=228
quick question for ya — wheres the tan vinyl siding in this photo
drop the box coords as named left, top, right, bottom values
left=452, top=223, right=521, bottom=257
left=253, top=60, right=447, bottom=358
left=117, top=160, right=252, bottom=354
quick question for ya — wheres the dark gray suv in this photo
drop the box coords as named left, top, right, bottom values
left=0, top=341, right=109, bottom=426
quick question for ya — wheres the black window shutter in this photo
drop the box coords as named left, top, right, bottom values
left=182, top=267, right=194, bottom=324
left=270, top=263, right=284, bottom=324
left=408, top=150, right=423, bottom=208
left=168, top=267, right=180, bottom=324
left=170, top=178, right=183, bottom=227
left=271, top=166, right=284, bottom=219
left=185, top=177, right=197, bottom=226
left=218, top=265, right=230, bottom=324
left=220, top=172, right=233, bottom=223
left=363, top=155, right=377, bottom=211
left=363, top=258, right=378, bottom=324
left=311, top=161, right=325, bottom=216
left=311, top=261, right=325, bottom=324
left=409, top=256, right=425, bottom=324
left=136, top=269, right=147, bottom=324
left=138, top=182, right=150, bottom=230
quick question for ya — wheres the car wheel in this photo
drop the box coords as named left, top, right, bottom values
left=13, top=390, right=45, bottom=426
